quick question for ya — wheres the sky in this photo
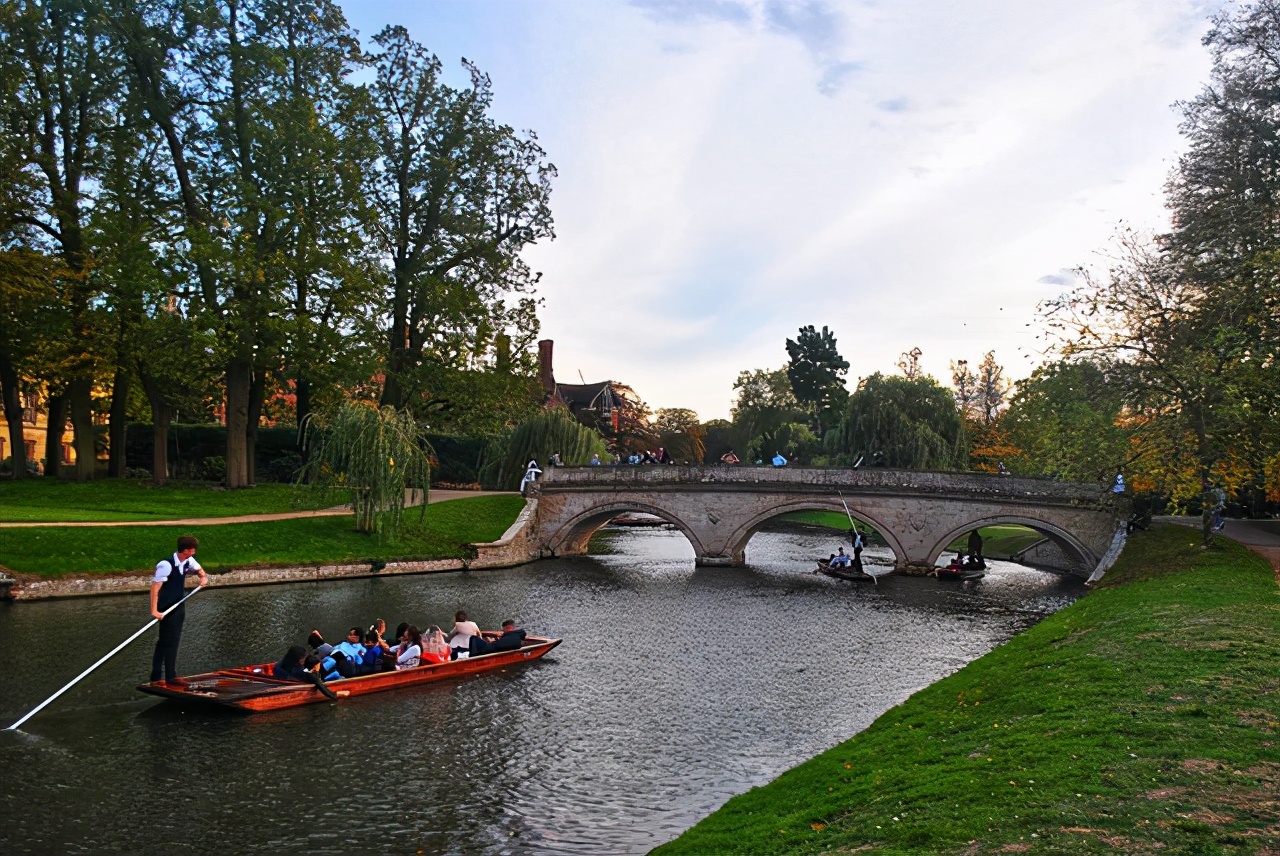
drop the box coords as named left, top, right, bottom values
left=337, top=0, right=1222, bottom=421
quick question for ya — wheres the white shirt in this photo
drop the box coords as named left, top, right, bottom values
left=152, top=553, right=203, bottom=584
left=449, top=620, right=481, bottom=650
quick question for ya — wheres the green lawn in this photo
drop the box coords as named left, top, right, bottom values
left=654, top=525, right=1280, bottom=855
left=0, top=478, right=349, bottom=522
left=0, top=495, right=525, bottom=576
left=779, top=511, right=1043, bottom=558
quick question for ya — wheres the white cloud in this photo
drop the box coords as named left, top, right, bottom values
left=339, top=0, right=1215, bottom=420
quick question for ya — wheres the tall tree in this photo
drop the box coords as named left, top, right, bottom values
left=109, top=0, right=368, bottom=486
left=730, top=367, right=812, bottom=461
left=1164, top=0, right=1280, bottom=518
left=826, top=372, right=967, bottom=470
left=973, top=351, right=1010, bottom=426
left=653, top=407, right=705, bottom=464
left=366, top=26, right=556, bottom=411
left=4, top=0, right=123, bottom=479
left=785, top=325, right=849, bottom=437
left=1001, top=360, right=1133, bottom=482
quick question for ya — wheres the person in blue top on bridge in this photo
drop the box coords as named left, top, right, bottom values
left=149, top=535, right=208, bottom=687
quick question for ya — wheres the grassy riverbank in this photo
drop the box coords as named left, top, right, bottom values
left=0, top=495, right=524, bottom=577
left=0, top=479, right=348, bottom=522
left=655, top=525, right=1280, bottom=855
left=779, top=511, right=1042, bottom=558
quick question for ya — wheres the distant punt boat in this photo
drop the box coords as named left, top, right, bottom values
left=814, top=560, right=878, bottom=584
left=137, top=634, right=561, bottom=712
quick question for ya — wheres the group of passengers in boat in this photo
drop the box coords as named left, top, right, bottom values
left=272, top=611, right=528, bottom=696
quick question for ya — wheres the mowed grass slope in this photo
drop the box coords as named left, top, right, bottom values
left=0, top=495, right=525, bottom=577
left=0, top=479, right=348, bottom=522
left=654, top=525, right=1280, bottom=855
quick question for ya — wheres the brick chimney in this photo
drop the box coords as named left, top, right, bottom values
left=537, top=339, right=556, bottom=393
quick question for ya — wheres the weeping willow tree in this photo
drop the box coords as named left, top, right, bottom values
left=825, top=373, right=968, bottom=470
left=481, top=406, right=607, bottom=489
left=298, top=402, right=433, bottom=537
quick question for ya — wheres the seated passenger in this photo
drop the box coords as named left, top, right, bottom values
left=307, top=630, right=333, bottom=658
left=469, top=619, right=527, bottom=656
left=350, top=630, right=383, bottom=675
left=421, top=626, right=450, bottom=665
left=447, top=611, right=482, bottom=660
left=831, top=547, right=851, bottom=568
left=273, top=645, right=349, bottom=700
left=367, top=618, right=391, bottom=653
left=317, top=626, right=366, bottom=679
left=947, top=555, right=964, bottom=572
left=394, top=625, right=422, bottom=670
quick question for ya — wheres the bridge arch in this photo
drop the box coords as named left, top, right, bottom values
left=542, top=500, right=707, bottom=558
left=725, top=499, right=906, bottom=567
left=926, top=515, right=1097, bottom=576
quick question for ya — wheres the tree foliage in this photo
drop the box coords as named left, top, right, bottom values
left=826, top=373, right=967, bottom=470
left=481, top=406, right=606, bottom=490
left=0, top=1, right=555, bottom=482
left=1001, top=360, right=1133, bottom=482
left=299, top=401, right=432, bottom=537
left=729, top=367, right=813, bottom=462
left=785, top=325, right=849, bottom=436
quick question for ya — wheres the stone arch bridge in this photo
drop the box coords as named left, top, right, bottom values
left=517, top=466, right=1127, bottom=578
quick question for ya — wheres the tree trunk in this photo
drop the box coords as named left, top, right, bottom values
left=295, top=373, right=311, bottom=462
left=67, top=377, right=97, bottom=482
left=151, top=404, right=171, bottom=488
left=139, top=369, right=170, bottom=486
left=224, top=356, right=252, bottom=488
left=43, top=393, right=67, bottom=478
left=245, top=367, right=266, bottom=486
left=108, top=365, right=130, bottom=478
left=0, top=351, right=27, bottom=479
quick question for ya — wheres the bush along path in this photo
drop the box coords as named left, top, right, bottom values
left=655, top=524, right=1280, bottom=855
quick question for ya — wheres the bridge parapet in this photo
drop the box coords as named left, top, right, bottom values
left=538, top=465, right=1115, bottom=509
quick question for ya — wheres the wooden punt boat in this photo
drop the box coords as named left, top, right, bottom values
left=136, top=634, right=561, bottom=712
left=814, top=560, right=878, bottom=584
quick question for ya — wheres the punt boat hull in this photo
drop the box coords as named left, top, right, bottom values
left=137, top=635, right=561, bottom=712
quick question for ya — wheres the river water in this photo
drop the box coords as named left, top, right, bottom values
left=0, top=524, right=1083, bottom=855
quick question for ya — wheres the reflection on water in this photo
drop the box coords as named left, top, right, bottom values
left=0, top=523, right=1083, bottom=855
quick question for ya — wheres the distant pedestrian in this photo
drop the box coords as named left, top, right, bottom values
left=149, top=535, right=207, bottom=687
left=1112, top=473, right=1125, bottom=493
left=721, top=450, right=740, bottom=464
left=772, top=452, right=787, bottom=467
left=519, top=459, right=542, bottom=494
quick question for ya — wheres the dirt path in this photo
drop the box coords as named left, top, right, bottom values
left=0, top=489, right=517, bottom=529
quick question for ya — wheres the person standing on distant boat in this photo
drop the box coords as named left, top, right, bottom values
left=852, top=527, right=866, bottom=569
left=149, top=535, right=207, bottom=687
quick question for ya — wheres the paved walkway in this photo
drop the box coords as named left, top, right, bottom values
left=1155, top=516, right=1280, bottom=576
left=0, top=489, right=517, bottom=529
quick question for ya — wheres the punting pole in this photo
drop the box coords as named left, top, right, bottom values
left=4, top=586, right=204, bottom=733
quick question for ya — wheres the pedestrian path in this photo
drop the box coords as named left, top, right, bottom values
left=0, top=490, right=517, bottom=529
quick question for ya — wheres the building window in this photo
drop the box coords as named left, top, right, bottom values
left=61, top=443, right=73, bottom=464
left=0, top=437, right=5, bottom=460
left=24, top=439, right=36, bottom=460
left=21, top=394, right=37, bottom=425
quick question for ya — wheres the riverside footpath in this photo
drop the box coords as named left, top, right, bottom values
left=0, top=490, right=528, bottom=602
